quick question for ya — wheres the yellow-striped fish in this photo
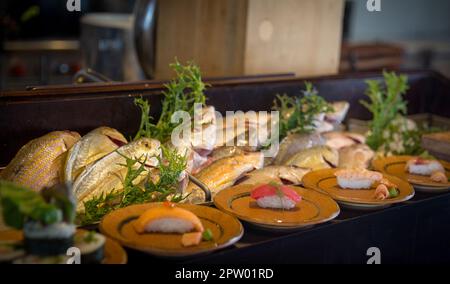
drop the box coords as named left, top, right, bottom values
left=0, top=131, right=81, bottom=191
left=64, top=126, right=127, bottom=182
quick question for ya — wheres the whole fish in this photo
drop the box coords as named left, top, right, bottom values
left=284, top=145, right=338, bottom=170
left=239, top=165, right=310, bottom=186
left=184, top=152, right=264, bottom=204
left=338, top=144, right=374, bottom=169
left=64, top=127, right=127, bottom=182
left=274, top=133, right=324, bottom=165
left=191, top=105, right=217, bottom=154
left=325, top=101, right=350, bottom=124
left=73, top=138, right=161, bottom=211
left=323, top=131, right=365, bottom=150
left=0, top=131, right=80, bottom=191
left=214, top=111, right=275, bottom=150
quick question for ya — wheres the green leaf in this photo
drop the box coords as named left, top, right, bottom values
left=133, top=59, right=208, bottom=143
left=360, top=71, right=410, bottom=152
left=202, top=229, right=214, bottom=241
left=0, top=181, right=61, bottom=229
left=77, top=146, right=188, bottom=225
left=388, top=187, right=399, bottom=198
left=273, top=81, right=333, bottom=139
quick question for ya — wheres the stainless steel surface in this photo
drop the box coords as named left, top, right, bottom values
left=188, top=174, right=212, bottom=203
left=80, top=13, right=144, bottom=81
left=73, top=68, right=113, bottom=84
left=3, top=40, right=80, bottom=52
left=133, top=0, right=157, bottom=79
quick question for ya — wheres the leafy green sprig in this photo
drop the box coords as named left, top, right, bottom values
left=134, top=60, right=208, bottom=142
left=360, top=71, right=409, bottom=151
left=145, top=146, right=187, bottom=203
left=78, top=146, right=187, bottom=225
left=0, top=181, right=62, bottom=229
left=273, top=81, right=333, bottom=138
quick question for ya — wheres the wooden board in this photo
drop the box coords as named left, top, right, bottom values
left=155, top=0, right=248, bottom=79
left=155, top=0, right=344, bottom=79
left=244, top=0, right=344, bottom=77
left=422, top=131, right=450, bottom=161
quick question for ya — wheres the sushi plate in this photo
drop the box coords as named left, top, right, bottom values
left=213, top=184, right=340, bottom=231
left=372, top=155, right=450, bottom=192
left=99, top=203, right=244, bottom=258
left=302, top=168, right=415, bottom=210
left=0, top=229, right=128, bottom=264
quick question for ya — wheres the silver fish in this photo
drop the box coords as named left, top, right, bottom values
left=284, top=145, right=338, bottom=170
left=73, top=138, right=161, bottom=212
left=323, top=131, right=365, bottom=150
left=338, top=144, right=374, bottom=169
left=274, top=133, right=324, bottom=165
left=239, top=165, right=310, bottom=185
left=64, top=127, right=127, bottom=183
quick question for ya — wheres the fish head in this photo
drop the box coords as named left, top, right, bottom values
left=133, top=138, right=161, bottom=167
left=320, top=146, right=339, bottom=167
left=94, top=127, right=128, bottom=145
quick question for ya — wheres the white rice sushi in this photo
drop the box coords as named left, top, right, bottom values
left=133, top=203, right=204, bottom=234
left=334, top=169, right=383, bottom=189
left=251, top=184, right=302, bottom=210
left=406, top=158, right=444, bottom=176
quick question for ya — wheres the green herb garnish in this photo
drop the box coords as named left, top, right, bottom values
left=0, top=181, right=62, bottom=229
left=134, top=60, right=208, bottom=142
left=78, top=146, right=188, bottom=225
left=388, top=187, right=399, bottom=198
left=83, top=231, right=97, bottom=243
left=144, top=146, right=187, bottom=203
left=360, top=71, right=408, bottom=152
left=273, top=81, right=333, bottom=138
left=202, top=229, right=213, bottom=241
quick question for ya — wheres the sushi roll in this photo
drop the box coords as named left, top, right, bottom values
left=134, top=203, right=204, bottom=234
left=23, top=221, right=76, bottom=256
left=75, top=231, right=106, bottom=264
left=334, top=168, right=383, bottom=189
left=406, top=158, right=445, bottom=176
left=251, top=184, right=301, bottom=210
left=0, top=240, right=25, bottom=264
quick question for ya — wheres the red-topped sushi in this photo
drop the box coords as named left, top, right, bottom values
left=251, top=183, right=302, bottom=209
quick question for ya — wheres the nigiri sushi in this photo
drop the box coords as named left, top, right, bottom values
left=133, top=203, right=204, bottom=234
left=406, top=158, right=444, bottom=176
left=334, top=169, right=383, bottom=189
left=250, top=184, right=301, bottom=210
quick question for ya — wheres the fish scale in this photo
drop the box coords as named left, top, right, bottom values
left=20, top=143, right=65, bottom=188
left=0, top=131, right=81, bottom=191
